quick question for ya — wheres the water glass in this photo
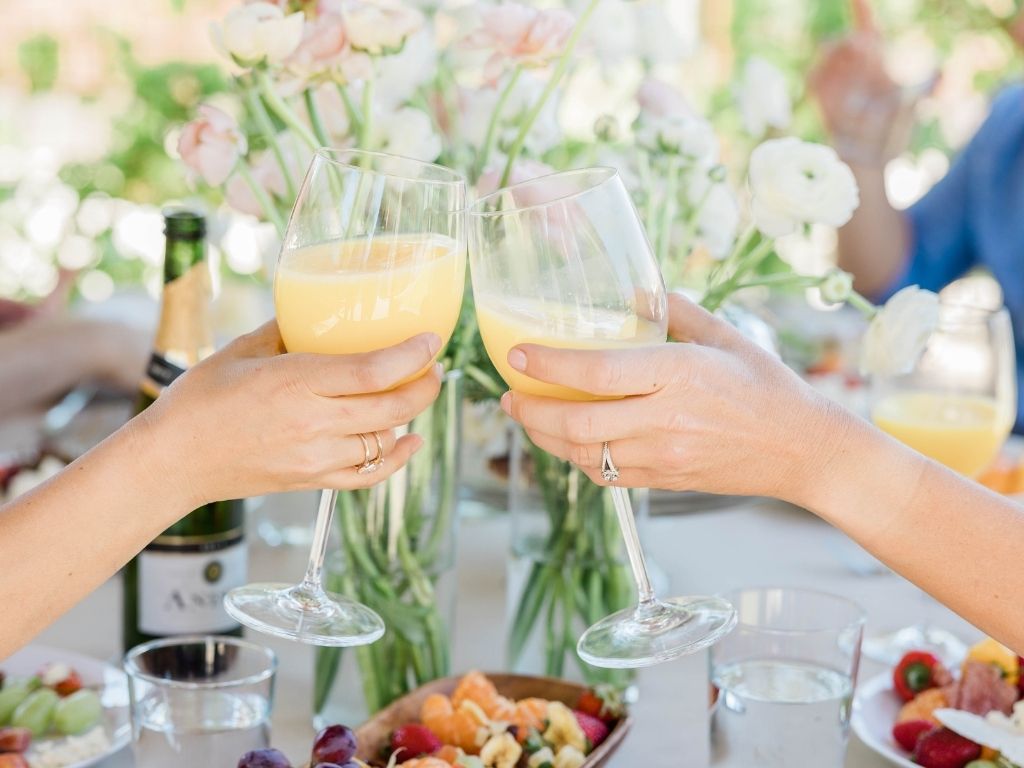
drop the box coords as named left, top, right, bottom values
left=125, top=635, right=276, bottom=768
left=710, top=588, right=865, bottom=768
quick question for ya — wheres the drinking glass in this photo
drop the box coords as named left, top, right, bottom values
left=225, top=149, right=466, bottom=646
left=124, top=635, right=276, bottom=768
left=468, top=167, right=736, bottom=668
left=710, top=588, right=865, bottom=768
left=863, top=298, right=1016, bottom=663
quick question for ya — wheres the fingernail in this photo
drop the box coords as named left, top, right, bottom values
left=408, top=434, right=425, bottom=453
left=434, top=362, right=444, bottom=379
left=500, top=391, right=512, bottom=414
left=426, top=333, right=442, bottom=356
left=508, top=348, right=527, bottom=371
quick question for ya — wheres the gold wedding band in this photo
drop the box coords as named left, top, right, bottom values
left=356, top=431, right=385, bottom=475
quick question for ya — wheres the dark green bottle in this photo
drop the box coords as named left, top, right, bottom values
left=122, top=208, right=246, bottom=652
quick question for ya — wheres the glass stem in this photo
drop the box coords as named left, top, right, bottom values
left=609, top=486, right=656, bottom=608
left=300, top=488, right=338, bottom=594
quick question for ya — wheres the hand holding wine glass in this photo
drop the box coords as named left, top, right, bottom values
left=469, top=167, right=736, bottom=668
left=225, top=149, right=466, bottom=647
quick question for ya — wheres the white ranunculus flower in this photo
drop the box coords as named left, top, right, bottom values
left=343, top=0, right=425, bottom=56
left=735, top=56, right=792, bottom=137
left=860, top=286, right=940, bottom=377
left=635, top=114, right=718, bottom=166
left=212, top=2, right=305, bottom=67
left=378, top=106, right=441, bottom=161
left=748, top=137, right=859, bottom=238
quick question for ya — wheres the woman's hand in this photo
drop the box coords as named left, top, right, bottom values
left=138, top=321, right=443, bottom=505
left=500, top=294, right=854, bottom=505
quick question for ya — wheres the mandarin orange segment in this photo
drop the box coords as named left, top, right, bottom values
left=511, top=697, right=549, bottom=741
left=434, top=745, right=463, bottom=765
left=896, top=688, right=948, bottom=724
left=420, top=693, right=485, bottom=754
left=396, top=759, right=454, bottom=768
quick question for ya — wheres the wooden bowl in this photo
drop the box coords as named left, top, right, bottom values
left=354, top=673, right=632, bottom=767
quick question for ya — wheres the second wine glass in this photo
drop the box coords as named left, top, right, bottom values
left=225, top=149, right=466, bottom=646
left=469, top=167, right=736, bottom=668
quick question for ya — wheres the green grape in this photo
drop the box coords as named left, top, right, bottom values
left=53, top=690, right=102, bottom=735
left=0, top=678, right=41, bottom=725
left=12, top=688, right=58, bottom=736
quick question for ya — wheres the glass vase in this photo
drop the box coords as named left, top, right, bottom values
left=314, top=371, right=462, bottom=727
left=506, top=429, right=641, bottom=688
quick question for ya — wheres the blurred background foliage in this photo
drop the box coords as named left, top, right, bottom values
left=0, top=0, right=1021, bottom=308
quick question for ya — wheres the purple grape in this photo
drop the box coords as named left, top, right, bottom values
left=237, top=748, right=292, bottom=768
left=311, top=725, right=357, bottom=765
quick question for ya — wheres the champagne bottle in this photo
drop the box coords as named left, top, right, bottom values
left=122, top=208, right=246, bottom=651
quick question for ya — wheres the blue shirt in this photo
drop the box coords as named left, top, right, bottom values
left=884, top=84, right=1024, bottom=429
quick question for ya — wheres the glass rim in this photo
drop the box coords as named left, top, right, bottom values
left=718, top=586, right=866, bottom=636
left=123, top=634, right=277, bottom=690
left=313, top=147, right=466, bottom=188
left=469, top=166, right=619, bottom=218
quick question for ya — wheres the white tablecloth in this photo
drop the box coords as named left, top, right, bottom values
left=36, top=495, right=980, bottom=767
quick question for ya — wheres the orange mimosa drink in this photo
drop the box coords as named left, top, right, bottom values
left=476, top=296, right=666, bottom=401
left=872, top=390, right=1012, bottom=477
left=274, top=233, right=465, bottom=356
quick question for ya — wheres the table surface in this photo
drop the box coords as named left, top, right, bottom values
left=35, top=493, right=980, bottom=768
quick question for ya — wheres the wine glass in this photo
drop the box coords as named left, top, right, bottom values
left=468, top=167, right=736, bottom=668
left=863, top=297, right=1016, bottom=663
left=224, top=149, right=466, bottom=646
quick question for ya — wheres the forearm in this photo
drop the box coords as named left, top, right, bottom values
left=836, top=165, right=909, bottom=298
left=801, top=411, right=1024, bottom=653
left=0, top=412, right=193, bottom=656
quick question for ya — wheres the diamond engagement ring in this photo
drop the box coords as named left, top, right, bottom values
left=600, top=441, right=619, bottom=483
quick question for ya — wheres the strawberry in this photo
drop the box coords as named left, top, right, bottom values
left=912, top=727, right=981, bottom=768
left=1018, top=656, right=1024, bottom=698
left=575, top=685, right=624, bottom=722
left=573, top=711, right=609, bottom=750
left=892, top=720, right=934, bottom=752
left=390, top=724, right=442, bottom=759
left=53, top=671, right=82, bottom=698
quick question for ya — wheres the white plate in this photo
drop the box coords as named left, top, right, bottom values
left=2, top=644, right=131, bottom=768
left=852, top=672, right=916, bottom=768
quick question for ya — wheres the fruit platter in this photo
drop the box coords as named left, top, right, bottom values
left=853, top=638, right=1024, bottom=768
left=235, top=671, right=631, bottom=768
left=0, top=645, right=130, bottom=768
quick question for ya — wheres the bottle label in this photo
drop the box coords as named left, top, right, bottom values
left=144, top=354, right=186, bottom=389
left=138, top=535, right=246, bottom=635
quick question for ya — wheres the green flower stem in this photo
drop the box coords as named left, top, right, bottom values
left=656, top=156, right=682, bottom=272
left=359, top=75, right=375, bottom=150
left=498, top=0, right=601, bottom=188
left=303, top=88, right=332, bottom=148
left=476, top=66, right=522, bottom=179
left=847, top=290, right=878, bottom=318
left=701, top=235, right=776, bottom=312
left=256, top=70, right=319, bottom=151
left=244, top=86, right=296, bottom=201
left=464, top=363, right=505, bottom=398
left=335, top=82, right=362, bottom=134
left=235, top=163, right=285, bottom=236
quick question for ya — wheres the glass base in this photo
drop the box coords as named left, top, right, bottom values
left=577, top=596, right=737, bottom=669
left=861, top=623, right=967, bottom=667
left=224, top=582, right=385, bottom=647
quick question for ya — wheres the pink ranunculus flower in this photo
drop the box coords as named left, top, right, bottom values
left=225, top=150, right=290, bottom=217
left=465, top=3, right=575, bottom=83
left=211, top=2, right=305, bottom=67
left=636, top=77, right=694, bottom=120
left=287, top=11, right=371, bottom=82
left=177, top=105, right=247, bottom=187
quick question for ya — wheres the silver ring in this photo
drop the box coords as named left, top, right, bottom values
left=356, top=433, right=381, bottom=475
left=600, top=441, right=619, bottom=483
